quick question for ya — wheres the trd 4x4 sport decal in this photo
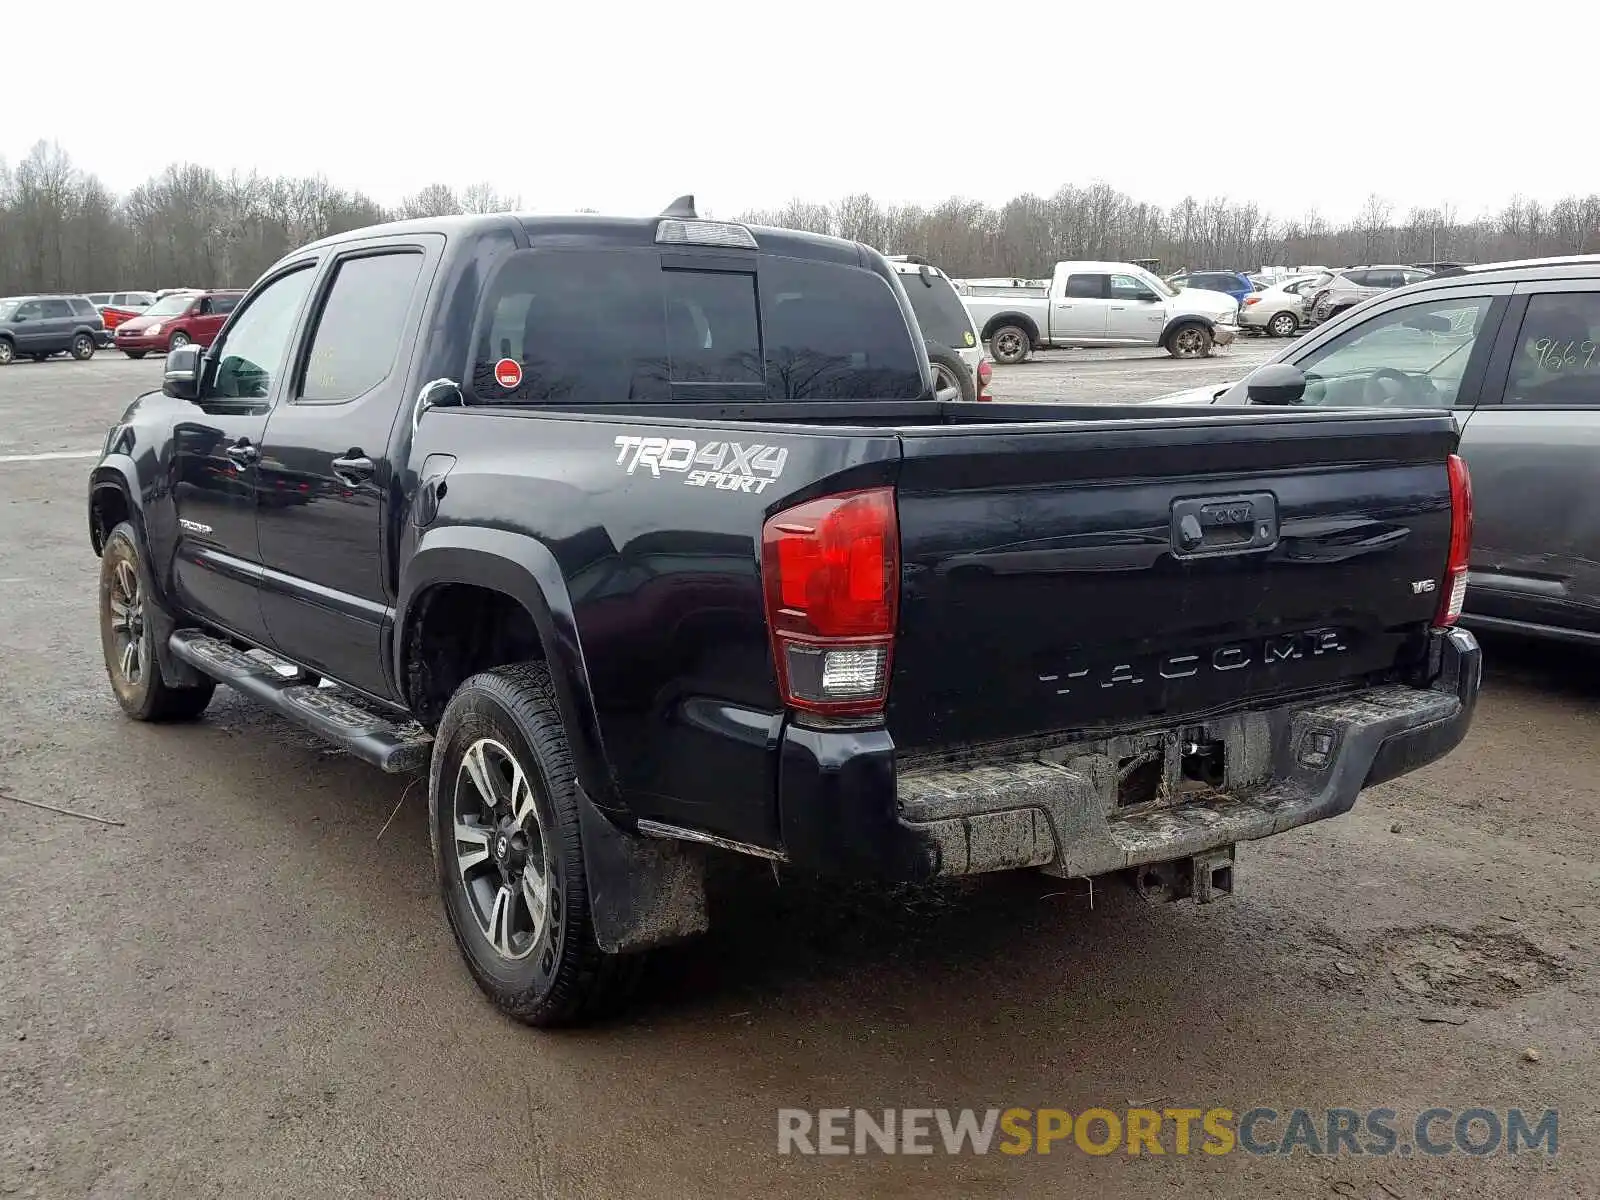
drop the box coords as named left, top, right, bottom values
left=613, top=435, right=789, bottom=495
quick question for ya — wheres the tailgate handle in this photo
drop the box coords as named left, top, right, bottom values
left=1171, top=492, right=1278, bottom=559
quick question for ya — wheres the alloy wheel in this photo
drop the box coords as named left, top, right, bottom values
left=106, top=558, right=147, bottom=686
left=452, top=738, right=556, bottom=964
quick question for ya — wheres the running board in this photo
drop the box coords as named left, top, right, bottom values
left=168, top=630, right=432, bottom=773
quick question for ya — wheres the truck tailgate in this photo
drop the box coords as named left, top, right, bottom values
left=887, top=410, right=1459, bottom=752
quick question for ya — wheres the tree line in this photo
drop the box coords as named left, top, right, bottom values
left=6, top=138, right=1600, bottom=295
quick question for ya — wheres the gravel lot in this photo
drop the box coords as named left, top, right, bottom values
left=2, top=351, right=1598, bottom=1199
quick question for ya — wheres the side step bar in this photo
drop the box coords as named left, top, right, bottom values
left=168, top=630, right=432, bottom=773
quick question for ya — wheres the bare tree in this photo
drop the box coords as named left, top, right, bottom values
left=6, top=142, right=1600, bottom=296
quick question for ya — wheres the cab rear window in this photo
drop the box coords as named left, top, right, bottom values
left=469, top=249, right=922, bottom=403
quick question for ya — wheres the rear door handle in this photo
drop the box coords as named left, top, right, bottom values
left=224, top=439, right=259, bottom=467
left=331, top=452, right=375, bottom=484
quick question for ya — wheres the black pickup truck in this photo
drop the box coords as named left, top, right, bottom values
left=88, top=201, right=1481, bottom=1025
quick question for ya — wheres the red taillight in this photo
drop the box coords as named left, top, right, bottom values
left=761, top=487, right=898, bottom=716
left=1243, top=296, right=1261, bottom=306
left=976, top=359, right=993, bottom=401
left=1437, top=453, right=1473, bottom=626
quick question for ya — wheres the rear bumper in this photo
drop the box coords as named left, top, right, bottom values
left=777, top=627, right=1480, bottom=881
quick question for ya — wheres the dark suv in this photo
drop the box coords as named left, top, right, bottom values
left=0, top=295, right=106, bottom=364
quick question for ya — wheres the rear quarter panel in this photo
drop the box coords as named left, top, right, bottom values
left=405, top=406, right=902, bottom=847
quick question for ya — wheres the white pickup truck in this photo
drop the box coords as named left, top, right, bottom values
left=955, top=261, right=1240, bottom=363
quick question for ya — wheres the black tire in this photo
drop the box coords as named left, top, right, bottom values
left=168, top=331, right=191, bottom=351
left=988, top=324, right=1032, bottom=365
left=98, top=522, right=215, bottom=722
left=1165, top=322, right=1214, bottom=359
left=123, top=350, right=148, bottom=360
left=926, top=342, right=976, bottom=402
left=429, top=662, right=640, bottom=1027
left=1268, top=311, right=1299, bottom=338
left=0, top=338, right=13, bottom=366
left=71, top=333, right=96, bottom=360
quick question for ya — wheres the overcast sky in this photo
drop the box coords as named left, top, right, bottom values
left=6, top=1, right=1586, bottom=223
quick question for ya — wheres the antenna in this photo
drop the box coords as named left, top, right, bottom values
left=660, top=194, right=698, bottom=219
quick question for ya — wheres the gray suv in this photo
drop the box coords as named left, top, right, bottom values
left=1148, top=255, right=1600, bottom=646
left=0, top=295, right=106, bottom=364
left=1308, top=265, right=1434, bottom=324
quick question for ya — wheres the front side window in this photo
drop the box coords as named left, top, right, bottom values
left=299, top=253, right=425, bottom=403
left=1504, top=292, right=1600, bottom=407
left=1064, top=274, right=1106, bottom=299
left=208, top=267, right=316, bottom=400
left=1293, top=294, right=1496, bottom=407
left=1109, top=274, right=1153, bottom=300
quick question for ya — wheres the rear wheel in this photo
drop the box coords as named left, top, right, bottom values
left=429, top=662, right=640, bottom=1027
left=1268, top=311, right=1299, bottom=338
left=988, top=324, right=1032, bottom=365
left=98, top=522, right=215, bottom=722
left=71, top=333, right=96, bottom=360
left=1166, top=322, right=1214, bottom=359
left=168, top=331, right=191, bottom=350
left=926, top=342, right=976, bottom=402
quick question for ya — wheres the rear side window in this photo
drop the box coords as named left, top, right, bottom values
left=42, top=299, right=73, bottom=318
left=211, top=294, right=240, bottom=316
left=298, top=253, right=425, bottom=403
left=1505, top=292, right=1600, bottom=407
left=471, top=250, right=922, bottom=403
left=1064, top=274, right=1106, bottom=299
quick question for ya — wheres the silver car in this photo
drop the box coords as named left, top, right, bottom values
left=1147, top=255, right=1600, bottom=646
left=1308, top=265, right=1434, bottom=324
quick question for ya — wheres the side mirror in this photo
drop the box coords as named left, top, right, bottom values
left=163, top=344, right=203, bottom=400
left=1246, top=362, right=1308, bottom=406
left=1137, top=290, right=1160, bottom=303
left=11, top=313, right=26, bottom=323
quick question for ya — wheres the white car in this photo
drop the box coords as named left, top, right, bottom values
left=955, top=261, right=1239, bottom=362
left=888, top=256, right=991, bottom=401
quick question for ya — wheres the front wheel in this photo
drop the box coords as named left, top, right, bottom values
left=98, top=522, right=215, bottom=722
left=1166, top=322, right=1214, bottom=359
left=72, top=333, right=96, bottom=360
left=1268, top=311, right=1299, bottom=338
left=987, top=324, right=1032, bottom=365
left=168, top=331, right=191, bottom=350
left=429, top=662, right=640, bottom=1027
left=0, top=339, right=13, bottom=365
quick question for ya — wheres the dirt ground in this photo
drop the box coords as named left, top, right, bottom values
left=2, top=353, right=1596, bottom=1199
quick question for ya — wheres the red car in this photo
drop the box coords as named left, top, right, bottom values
left=114, top=289, right=243, bottom=358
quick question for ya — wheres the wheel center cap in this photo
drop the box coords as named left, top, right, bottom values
left=494, top=833, right=510, bottom=861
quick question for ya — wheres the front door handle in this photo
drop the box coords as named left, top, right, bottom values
left=331, top=452, right=376, bottom=484
left=224, top=439, right=260, bottom=467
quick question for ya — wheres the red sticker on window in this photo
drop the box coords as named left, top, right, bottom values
left=494, top=358, right=522, bottom=389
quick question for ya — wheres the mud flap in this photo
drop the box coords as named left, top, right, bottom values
left=576, top=783, right=708, bottom=953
